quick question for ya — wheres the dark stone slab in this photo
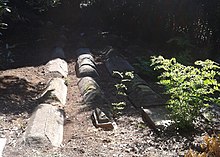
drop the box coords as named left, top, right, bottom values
left=127, top=75, right=165, bottom=108
left=77, top=77, right=103, bottom=103
left=141, top=106, right=171, bottom=129
left=76, top=50, right=99, bottom=78
left=76, top=65, right=99, bottom=78
left=78, top=54, right=95, bottom=63
left=105, top=55, right=135, bottom=75
left=77, top=58, right=96, bottom=69
left=92, top=108, right=114, bottom=130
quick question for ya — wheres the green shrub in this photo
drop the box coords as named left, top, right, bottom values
left=151, top=56, right=220, bottom=129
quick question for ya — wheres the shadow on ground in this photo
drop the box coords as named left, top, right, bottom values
left=0, top=75, right=44, bottom=114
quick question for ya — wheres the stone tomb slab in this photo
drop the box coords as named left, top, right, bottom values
left=126, top=74, right=165, bottom=107
left=76, top=51, right=98, bottom=78
left=92, top=108, right=114, bottom=130
left=105, top=55, right=135, bottom=75
left=23, top=104, right=64, bottom=147
left=77, top=77, right=103, bottom=103
left=46, top=58, right=68, bottom=78
left=40, top=78, right=67, bottom=106
left=141, top=106, right=172, bottom=129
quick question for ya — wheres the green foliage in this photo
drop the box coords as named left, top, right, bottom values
left=112, top=102, right=126, bottom=115
left=112, top=71, right=134, bottom=116
left=151, top=56, right=220, bottom=129
left=113, top=71, right=134, bottom=96
left=133, top=57, right=158, bottom=79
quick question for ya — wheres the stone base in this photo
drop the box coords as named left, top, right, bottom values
left=23, top=104, right=64, bottom=147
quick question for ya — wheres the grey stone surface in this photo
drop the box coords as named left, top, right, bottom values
left=0, top=138, right=6, bottom=157
left=92, top=108, right=114, bottom=130
left=77, top=77, right=103, bottom=103
left=77, top=58, right=96, bottom=68
left=142, top=106, right=171, bottom=127
left=126, top=74, right=165, bottom=107
left=95, top=108, right=110, bottom=123
left=24, top=104, right=64, bottom=147
left=76, top=64, right=99, bottom=78
left=40, top=78, right=67, bottom=106
left=75, top=48, right=99, bottom=78
left=105, top=55, right=135, bottom=75
left=46, top=58, right=68, bottom=78
left=51, top=47, right=66, bottom=59
left=76, top=53, right=98, bottom=78
left=128, top=84, right=164, bottom=107
left=78, top=54, right=95, bottom=63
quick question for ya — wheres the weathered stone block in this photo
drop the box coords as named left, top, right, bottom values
left=77, top=77, right=103, bottom=103
left=40, top=78, right=67, bottom=106
left=23, top=104, right=64, bottom=147
left=127, top=75, right=164, bottom=107
left=77, top=58, right=96, bottom=69
left=46, top=58, right=68, bottom=78
left=78, top=54, right=95, bottom=63
left=76, top=57, right=99, bottom=78
left=105, top=55, right=135, bottom=75
left=92, top=108, right=114, bottom=130
left=142, top=106, right=171, bottom=128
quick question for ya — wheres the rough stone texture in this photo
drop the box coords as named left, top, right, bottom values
left=127, top=74, right=165, bottom=107
left=95, top=108, right=110, bottom=123
left=41, top=78, right=67, bottom=106
left=105, top=55, right=135, bottom=75
left=128, top=85, right=164, bottom=107
left=24, top=104, right=64, bottom=147
left=51, top=47, right=66, bottom=59
left=77, top=58, right=96, bottom=68
left=76, top=65, right=99, bottom=78
left=0, top=138, right=6, bottom=157
left=77, top=77, right=103, bottom=103
left=92, top=108, right=114, bottom=130
left=46, top=58, right=68, bottom=78
left=142, top=106, right=171, bottom=128
left=76, top=54, right=98, bottom=78
left=78, top=54, right=95, bottom=63
left=75, top=48, right=99, bottom=78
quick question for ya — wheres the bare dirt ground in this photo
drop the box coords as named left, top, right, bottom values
left=0, top=30, right=219, bottom=157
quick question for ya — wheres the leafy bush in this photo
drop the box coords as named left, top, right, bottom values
left=151, top=56, right=220, bottom=129
left=113, top=71, right=134, bottom=96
